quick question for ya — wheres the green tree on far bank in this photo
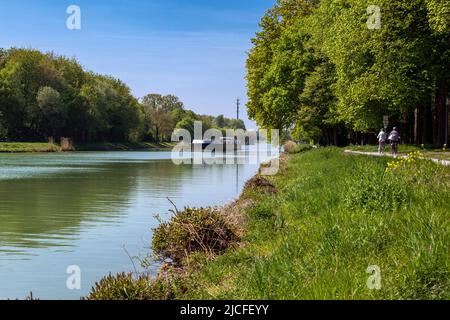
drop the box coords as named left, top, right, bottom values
left=36, top=87, right=66, bottom=138
left=0, top=48, right=245, bottom=144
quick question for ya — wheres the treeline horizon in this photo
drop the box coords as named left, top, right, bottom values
left=247, top=0, right=450, bottom=146
left=0, top=48, right=245, bottom=144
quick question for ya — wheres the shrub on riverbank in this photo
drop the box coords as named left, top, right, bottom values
left=284, top=141, right=297, bottom=153
left=152, top=207, right=240, bottom=267
left=244, top=176, right=278, bottom=195
left=285, top=143, right=314, bottom=154
left=86, top=200, right=250, bottom=300
left=85, top=272, right=187, bottom=300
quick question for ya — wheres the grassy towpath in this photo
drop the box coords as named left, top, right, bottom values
left=344, top=150, right=450, bottom=167
left=86, top=147, right=450, bottom=300
left=177, top=148, right=449, bottom=300
left=346, top=145, right=450, bottom=161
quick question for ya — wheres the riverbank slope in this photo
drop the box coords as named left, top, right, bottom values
left=88, top=147, right=449, bottom=300
left=0, top=142, right=175, bottom=153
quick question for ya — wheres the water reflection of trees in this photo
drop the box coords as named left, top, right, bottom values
left=0, top=160, right=184, bottom=253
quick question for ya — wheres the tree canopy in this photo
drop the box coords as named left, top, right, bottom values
left=0, top=48, right=244, bottom=143
left=247, top=0, right=450, bottom=145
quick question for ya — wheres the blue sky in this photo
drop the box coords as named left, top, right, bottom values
left=0, top=0, right=275, bottom=128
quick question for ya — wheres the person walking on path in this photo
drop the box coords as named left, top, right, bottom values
left=388, top=127, right=401, bottom=157
left=377, top=129, right=387, bottom=154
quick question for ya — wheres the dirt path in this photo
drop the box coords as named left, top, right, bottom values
left=343, top=150, right=450, bottom=167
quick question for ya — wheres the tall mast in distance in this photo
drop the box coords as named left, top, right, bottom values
left=236, top=97, right=240, bottom=120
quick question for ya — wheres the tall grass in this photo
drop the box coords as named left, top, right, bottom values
left=87, top=147, right=449, bottom=300
left=0, top=142, right=60, bottom=153
left=183, top=148, right=449, bottom=300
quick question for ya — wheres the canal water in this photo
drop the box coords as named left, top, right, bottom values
left=0, top=146, right=273, bottom=299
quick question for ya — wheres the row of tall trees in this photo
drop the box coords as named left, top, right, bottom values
left=0, top=48, right=244, bottom=143
left=140, top=94, right=245, bottom=143
left=246, top=0, right=450, bottom=145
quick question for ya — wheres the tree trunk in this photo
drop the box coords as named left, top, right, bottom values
left=414, top=108, right=418, bottom=144
left=422, top=103, right=433, bottom=145
left=437, top=89, right=448, bottom=147
left=432, top=104, right=439, bottom=145
left=408, top=111, right=415, bottom=145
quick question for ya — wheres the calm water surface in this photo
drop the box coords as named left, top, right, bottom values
left=0, top=147, right=271, bottom=299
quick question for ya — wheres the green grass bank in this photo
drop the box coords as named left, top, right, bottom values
left=0, top=142, right=60, bottom=153
left=0, top=142, right=175, bottom=153
left=87, top=147, right=450, bottom=300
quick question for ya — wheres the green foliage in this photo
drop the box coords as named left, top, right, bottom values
left=140, top=94, right=246, bottom=143
left=247, top=0, right=450, bottom=143
left=143, top=104, right=174, bottom=143
left=283, top=140, right=298, bottom=153
left=175, top=116, right=196, bottom=138
left=343, top=163, right=409, bottom=213
left=0, top=112, right=7, bottom=140
left=215, top=114, right=226, bottom=128
left=36, top=86, right=66, bottom=137
left=284, top=141, right=315, bottom=154
left=85, top=272, right=185, bottom=300
left=175, top=148, right=449, bottom=300
left=0, top=49, right=244, bottom=144
left=246, top=1, right=318, bottom=131
left=244, top=176, right=278, bottom=195
left=0, top=48, right=142, bottom=142
left=87, top=148, right=449, bottom=300
left=317, top=0, right=444, bottom=131
left=291, top=144, right=314, bottom=154
left=426, top=0, right=450, bottom=34
left=292, top=106, right=323, bottom=143
left=141, top=94, right=184, bottom=112
left=152, top=207, right=240, bottom=267
left=227, top=118, right=246, bottom=130
left=0, top=142, right=60, bottom=152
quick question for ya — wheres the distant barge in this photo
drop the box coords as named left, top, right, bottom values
left=192, top=137, right=242, bottom=152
